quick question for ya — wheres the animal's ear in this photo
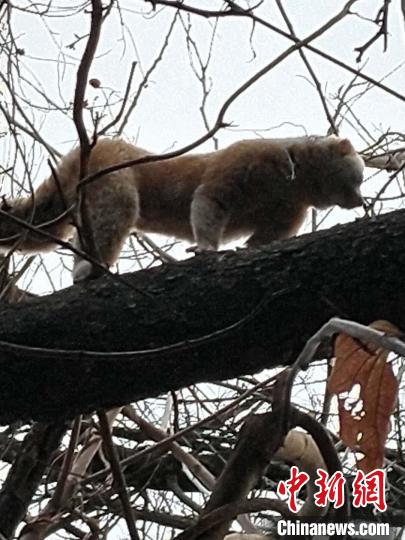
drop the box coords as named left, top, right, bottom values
left=335, top=138, right=355, bottom=156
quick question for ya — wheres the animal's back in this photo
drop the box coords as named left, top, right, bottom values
left=134, top=152, right=208, bottom=240
left=34, top=138, right=150, bottom=206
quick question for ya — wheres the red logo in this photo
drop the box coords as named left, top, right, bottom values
left=352, top=469, right=387, bottom=512
left=277, top=467, right=386, bottom=513
left=277, top=466, right=309, bottom=513
left=314, top=469, right=345, bottom=508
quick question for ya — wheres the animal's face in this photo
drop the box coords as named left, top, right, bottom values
left=328, top=153, right=364, bottom=209
left=318, top=138, right=364, bottom=210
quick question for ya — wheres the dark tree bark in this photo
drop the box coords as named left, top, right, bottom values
left=0, top=209, right=403, bottom=424
left=0, top=421, right=66, bottom=538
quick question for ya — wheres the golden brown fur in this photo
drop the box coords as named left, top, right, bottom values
left=0, top=136, right=364, bottom=281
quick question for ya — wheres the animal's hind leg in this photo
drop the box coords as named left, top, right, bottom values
left=72, top=178, right=139, bottom=282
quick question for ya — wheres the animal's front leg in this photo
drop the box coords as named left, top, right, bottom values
left=246, top=224, right=293, bottom=248
left=190, top=185, right=229, bottom=252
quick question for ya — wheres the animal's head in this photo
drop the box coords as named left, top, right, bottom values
left=312, top=137, right=364, bottom=210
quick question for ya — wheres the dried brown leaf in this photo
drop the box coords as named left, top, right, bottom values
left=328, top=320, right=399, bottom=472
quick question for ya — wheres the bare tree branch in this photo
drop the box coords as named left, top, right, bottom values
left=0, top=209, right=403, bottom=423
left=0, top=422, right=66, bottom=538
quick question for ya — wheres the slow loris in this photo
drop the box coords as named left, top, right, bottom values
left=0, top=136, right=364, bottom=281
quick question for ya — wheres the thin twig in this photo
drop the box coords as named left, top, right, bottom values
left=0, top=208, right=152, bottom=297
left=86, top=374, right=278, bottom=485
left=355, top=0, right=391, bottom=62
left=99, top=61, right=137, bottom=136
left=97, top=409, right=140, bottom=540
left=117, top=13, right=178, bottom=136
left=51, top=416, right=82, bottom=511
left=146, top=0, right=405, bottom=103
left=73, top=0, right=103, bottom=264
left=275, top=0, right=338, bottom=135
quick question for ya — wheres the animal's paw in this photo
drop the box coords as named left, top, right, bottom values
left=186, top=244, right=216, bottom=254
left=186, top=244, right=202, bottom=254
left=73, top=260, right=96, bottom=283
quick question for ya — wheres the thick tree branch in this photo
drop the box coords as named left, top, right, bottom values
left=0, top=209, right=404, bottom=423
